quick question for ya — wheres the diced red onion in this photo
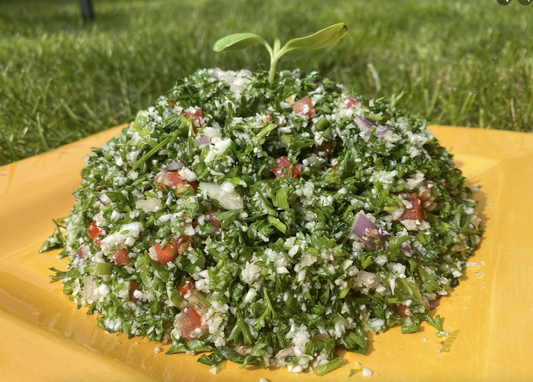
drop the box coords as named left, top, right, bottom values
left=354, top=115, right=377, bottom=132
left=163, top=161, right=184, bottom=171
left=355, top=115, right=389, bottom=138
left=276, top=344, right=295, bottom=359
left=375, top=126, right=390, bottom=138
left=198, top=136, right=210, bottom=145
left=76, top=245, right=90, bottom=260
left=96, top=194, right=108, bottom=205
left=401, top=241, right=412, bottom=253
left=310, top=332, right=330, bottom=341
left=352, top=212, right=387, bottom=250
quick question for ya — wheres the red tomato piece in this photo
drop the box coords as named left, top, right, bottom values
left=204, top=208, right=222, bottom=228
left=177, top=279, right=193, bottom=297
left=261, top=112, right=272, bottom=125
left=154, top=172, right=188, bottom=192
left=183, top=107, right=204, bottom=131
left=130, top=281, right=140, bottom=301
left=317, top=141, right=336, bottom=156
left=152, top=236, right=190, bottom=264
left=175, top=306, right=207, bottom=341
left=275, top=156, right=291, bottom=169
left=399, top=193, right=424, bottom=221
left=87, top=221, right=105, bottom=248
left=273, top=156, right=303, bottom=179
left=293, top=96, right=315, bottom=118
left=394, top=304, right=411, bottom=318
left=331, top=163, right=339, bottom=177
left=342, top=96, right=359, bottom=108
left=113, top=248, right=130, bottom=266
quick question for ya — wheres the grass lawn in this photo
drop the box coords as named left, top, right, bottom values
left=1, top=0, right=532, bottom=165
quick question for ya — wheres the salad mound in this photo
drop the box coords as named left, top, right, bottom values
left=43, top=69, right=482, bottom=374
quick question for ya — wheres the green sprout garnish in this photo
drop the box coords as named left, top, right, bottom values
left=213, top=23, right=348, bottom=84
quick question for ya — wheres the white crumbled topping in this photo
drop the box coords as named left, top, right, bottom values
left=404, top=172, right=425, bottom=190
left=400, top=219, right=419, bottom=231
left=178, top=167, right=197, bottom=182
left=362, top=367, right=373, bottom=377
left=244, top=288, right=257, bottom=304
left=241, top=262, right=262, bottom=284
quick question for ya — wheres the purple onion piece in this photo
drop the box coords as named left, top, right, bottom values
left=401, top=241, right=412, bottom=254
left=163, top=161, right=184, bottom=171
left=354, top=115, right=373, bottom=132
left=352, top=212, right=387, bottom=250
left=276, top=344, right=295, bottom=358
left=375, top=126, right=390, bottom=138
left=96, top=194, right=108, bottom=205
left=76, top=245, right=90, bottom=260
left=198, top=136, right=210, bottom=145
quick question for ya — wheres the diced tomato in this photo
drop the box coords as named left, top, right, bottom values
left=273, top=156, right=303, bottom=178
left=87, top=221, right=105, bottom=248
left=394, top=304, right=411, bottom=318
left=261, top=112, right=272, bottom=125
left=154, top=172, right=188, bottom=192
left=112, top=248, right=130, bottom=266
left=152, top=236, right=190, bottom=264
left=331, top=163, right=339, bottom=177
left=317, top=141, right=336, bottom=156
left=276, top=156, right=291, bottom=168
left=177, top=278, right=193, bottom=297
left=204, top=208, right=222, bottom=228
left=190, top=181, right=199, bottom=190
left=293, top=96, right=315, bottom=118
left=183, top=107, right=204, bottom=132
left=130, top=281, right=140, bottom=301
left=398, top=193, right=424, bottom=221
left=342, top=96, right=359, bottom=109
left=175, top=306, right=207, bottom=341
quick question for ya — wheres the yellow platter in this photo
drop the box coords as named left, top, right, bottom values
left=1, top=125, right=532, bottom=381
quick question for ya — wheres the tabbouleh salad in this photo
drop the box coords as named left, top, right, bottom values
left=42, top=68, right=482, bottom=375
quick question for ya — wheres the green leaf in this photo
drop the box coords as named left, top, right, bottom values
left=39, top=219, right=66, bottom=253
left=425, top=314, right=443, bottom=331
left=278, top=23, right=348, bottom=55
left=49, top=267, right=67, bottom=282
left=215, top=346, right=246, bottom=364
left=213, top=33, right=270, bottom=53
left=197, top=352, right=225, bottom=366
left=349, top=368, right=361, bottom=377
left=267, top=215, right=287, bottom=233
left=215, top=208, right=242, bottom=228
left=315, top=357, right=345, bottom=376
left=276, top=187, right=293, bottom=210
left=305, top=337, right=336, bottom=356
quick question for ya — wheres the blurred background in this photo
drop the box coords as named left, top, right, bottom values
left=0, top=0, right=532, bottom=165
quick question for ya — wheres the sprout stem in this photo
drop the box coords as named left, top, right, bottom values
left=269, top=57, right=279, bottom=84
